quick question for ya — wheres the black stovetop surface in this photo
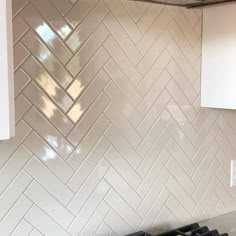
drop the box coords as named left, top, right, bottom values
left=126, top=223, right=229, bottom=236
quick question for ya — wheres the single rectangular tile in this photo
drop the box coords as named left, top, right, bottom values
left=24, top=157, right=74, bottom=206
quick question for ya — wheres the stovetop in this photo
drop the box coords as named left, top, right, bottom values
left=126, top=223, right=229, bottom=236
left=132, top=0, right=236, bottom=8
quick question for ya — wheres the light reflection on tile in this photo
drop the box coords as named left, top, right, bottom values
left=30, top=0, right=72, bottom=39
left=22, top=56, right=73, bottom=112
left=21, top=30, right=73, bottom=88
left=20, top=3, right=72, bottom=65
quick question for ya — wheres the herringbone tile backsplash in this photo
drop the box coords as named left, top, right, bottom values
left=1, top=0, right=236, bottom=235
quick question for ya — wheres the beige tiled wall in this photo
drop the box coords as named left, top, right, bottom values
left=1, top=0, right=236, bottom=235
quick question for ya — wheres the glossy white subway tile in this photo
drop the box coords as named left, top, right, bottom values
left=3, top=1, right=236, bottom=235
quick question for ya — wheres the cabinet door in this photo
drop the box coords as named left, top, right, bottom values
left=201, top=2, right=236, bottom=109
left=0, top=0, right=15, bottom=140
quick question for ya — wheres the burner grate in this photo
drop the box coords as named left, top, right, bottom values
left=126, top=223, right=229, bottom=236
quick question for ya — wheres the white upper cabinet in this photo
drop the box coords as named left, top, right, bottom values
left=201, top=2, right=236, bottom=109
left=0, top=0, right=15, bottom=140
